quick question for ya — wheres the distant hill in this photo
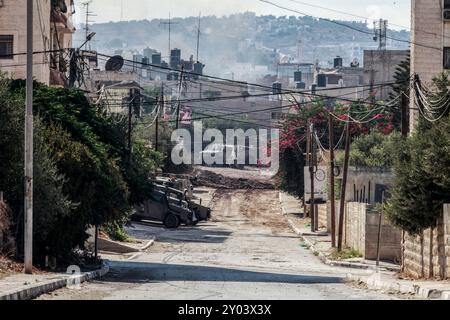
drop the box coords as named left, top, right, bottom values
left=76, top=12, right=410, bottom=78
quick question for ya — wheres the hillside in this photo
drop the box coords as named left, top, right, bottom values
left=76, top=12, right=410, bottom=78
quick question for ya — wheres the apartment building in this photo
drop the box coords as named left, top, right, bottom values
left=363, top=50, right=409, bottom=101
left=410, top=0, right=450, bottom=130
left=0, top=0, right=75, bottom=86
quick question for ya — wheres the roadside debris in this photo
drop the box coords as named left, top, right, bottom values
left=191, top=168, right=274, bottom=190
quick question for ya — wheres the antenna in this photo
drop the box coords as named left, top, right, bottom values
left=82, top=0, right=96, bottom=50
left=160, top=13, right=179, bottom=58
left=373, top=19, right=388, bottom=51
left=196, top=12, right=201, bottom=62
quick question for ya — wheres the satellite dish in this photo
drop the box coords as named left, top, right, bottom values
left=105, top=55, right=124, bottom=71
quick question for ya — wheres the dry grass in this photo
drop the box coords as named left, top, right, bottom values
left=0, top=256, right=24, bottom=276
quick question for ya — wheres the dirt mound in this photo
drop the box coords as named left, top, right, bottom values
left=192, top=168, right=274, bottom=190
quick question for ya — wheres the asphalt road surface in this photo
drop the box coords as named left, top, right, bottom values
left=38, top=189, right=397, bottom=300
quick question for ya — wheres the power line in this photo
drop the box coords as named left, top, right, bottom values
left=0, top=48, right=67, bottom=59
left=259, top=0, right=442, bottom=52
left=98, top=81, right=399, bottom=110
left=95, top=52, right=410, bottom=109
left=286, top=0, right=450, bottom=43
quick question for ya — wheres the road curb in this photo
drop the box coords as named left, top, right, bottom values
left=347, top=274, right=450, bottom=300
left=139, top=237, right=156, bottom=251
left=0, top=263, right=109, bottom=300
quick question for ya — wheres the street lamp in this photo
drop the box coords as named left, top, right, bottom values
left=79, top=32, right=96, bottom=50
left=69, top=32, right=96, bottom=88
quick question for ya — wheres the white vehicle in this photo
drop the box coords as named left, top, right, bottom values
left=201, top=143, right=243, bottom=168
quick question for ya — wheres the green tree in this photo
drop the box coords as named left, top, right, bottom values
left=389, top=55, right=410, bottom=131
left=384, top=73, right=450, bottom=234
left=338, top=131, right=400, bottom=168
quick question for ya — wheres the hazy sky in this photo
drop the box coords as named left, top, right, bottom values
left=74, top=0, right=411, bottom=30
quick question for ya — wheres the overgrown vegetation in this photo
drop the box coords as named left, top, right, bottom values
left=276, top=100, right=396, bottom=198
left=337, top=131, right=401, bottom=168
left=0, top=75, right=163, bottom=266
left=329, top=248, right=363, bottom=260
left=384, top=73, right=450, bottom=234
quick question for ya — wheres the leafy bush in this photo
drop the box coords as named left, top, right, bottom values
left=384, top=74, right=450, bottom=234
left=338, top=131, right=401, bottom=168
left=384, top=118, right=450, bottom=234
left=0, top=77, right=163, bottom=265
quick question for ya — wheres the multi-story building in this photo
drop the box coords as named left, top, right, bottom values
left=363, top=50, right=409, bottom=101
left=410, top=0, right=450, bottom=131
left=0, top=0, right=76, bottom=86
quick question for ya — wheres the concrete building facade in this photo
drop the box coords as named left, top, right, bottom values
left=410, top=0, right=450, bottom=131
left=363, top=50, right=410, bottom=101
left=0, top=0, right=75, bottom=86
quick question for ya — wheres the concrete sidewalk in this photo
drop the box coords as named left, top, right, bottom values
left=279, top=191, right=450, bottom=300
left=0, top=263, right=109, bottom=300
left=279, top=191, right=399, bottom=271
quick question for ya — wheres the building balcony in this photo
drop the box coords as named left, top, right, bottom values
left=50, top=68, right=67, bottom=87
left=51, top=8, right=76, bottom=34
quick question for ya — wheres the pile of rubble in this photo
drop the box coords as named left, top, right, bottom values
left=192, top=168, right=275, bottom=190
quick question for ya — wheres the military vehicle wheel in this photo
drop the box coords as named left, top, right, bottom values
left=163, top=214, right=179, bottom=229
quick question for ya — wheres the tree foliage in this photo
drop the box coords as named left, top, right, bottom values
left=0, top=76, right=163, bottom=265
left=384, top=74, right=450, bottom=234
left=339, top=131, right=401, bottom=168
left=389, top=55, right=411, bottom=131
left=277, top=100, right=396, bottom=197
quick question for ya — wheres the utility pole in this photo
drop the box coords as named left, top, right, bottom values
left=176, top=67, right=185, bottom=130
left=313, top=128, right=319, bottom=232
left=328, top=113, right=336, bottom=248
left=155, top=106, right=159, bottom=153
left=128, top=90, right=134, bottom=156
left=401, top=91, right=409, bottom=138
left=338, top=121, right=351, bottom=252
left=24, top=0, right=34, bottom=275
left=305, top=122, right=311, bottom=218
left=156, top=85, right=164, bottom=152
left=309, top=123, right=316, bottom=233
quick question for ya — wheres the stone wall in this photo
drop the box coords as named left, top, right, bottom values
left=365, top=212, right=402, bottom=261
left=403, top=204, right=450, bottom=280
left=325, top=201, right=402, bottom=262
left=343, top=202, right=367, bottom=256
left=317, top=203, right=329, bottom=231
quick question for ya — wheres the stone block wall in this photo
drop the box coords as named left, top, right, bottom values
left=365, top=212, right=402, bottom=262
left=317, top=203, right=329, bottom=231
left=325, top=201, right=402, bottom=262
left=403, top=204, right=450, bottom=279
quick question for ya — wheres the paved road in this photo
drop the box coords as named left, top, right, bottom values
left=39, top=189, right=396, bottom=300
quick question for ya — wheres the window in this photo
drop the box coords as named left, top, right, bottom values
left=0, top=35, right=13, bottom=59
left=445, top=0, right=450, bottom=10
left=444, top=47, right=450, bottom=69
